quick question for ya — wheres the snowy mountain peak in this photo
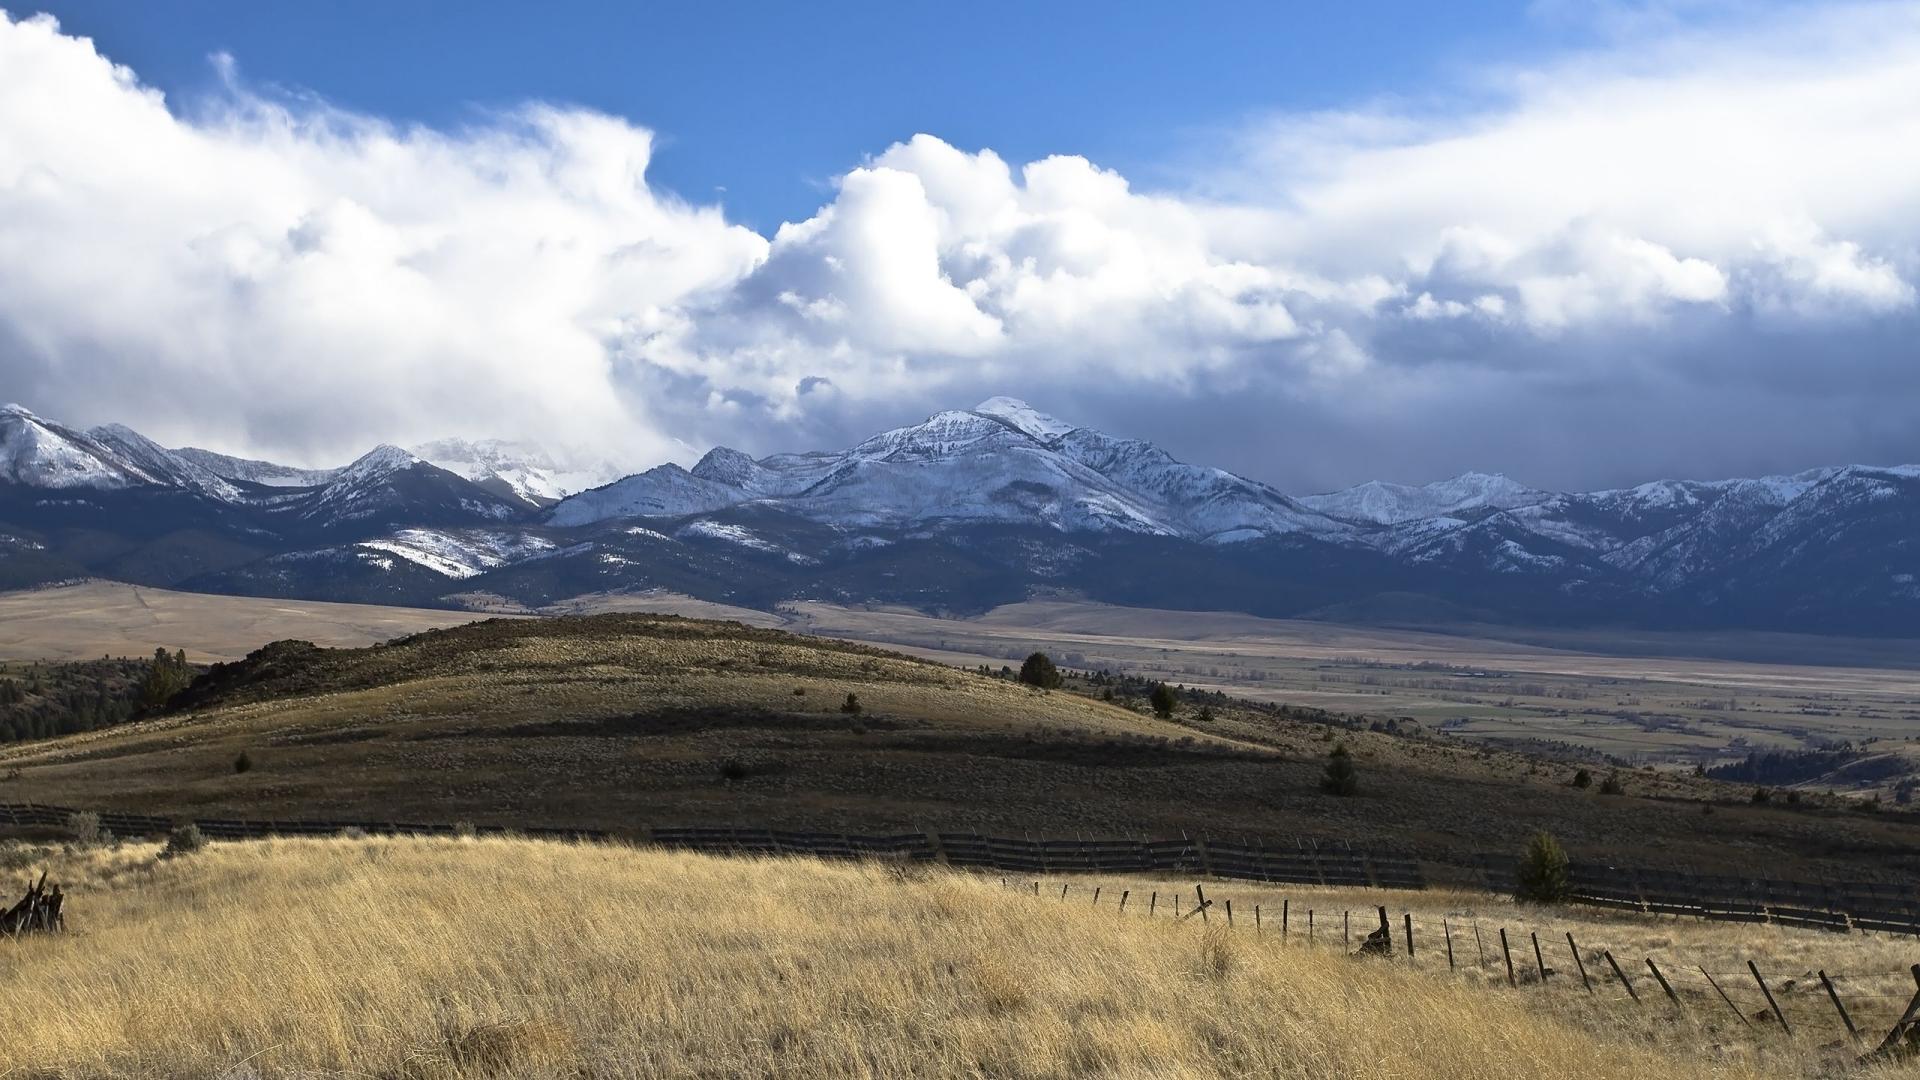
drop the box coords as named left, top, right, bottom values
left=972, top=397, right=1077, bottom=441
left=85, top=423, right=243, bottom=501
left=338, top=444, right=422, bottom=483
left=1299, top=471, right=1548, bottom=525
left=1, top=406, right=148, bottom=490
left=410, top=437, right=617, bottom=506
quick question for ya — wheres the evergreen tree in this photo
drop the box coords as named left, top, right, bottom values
left=1017, top=651, right=1062, bottom=689
left=1149, top=682, right=1177, bottom=719
left=1321, top=742, right=1359, bottom=796
left=1513, top=831, right=1572, bottom=904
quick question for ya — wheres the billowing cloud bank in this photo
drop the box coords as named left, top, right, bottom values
left=1, top=6, right=1917, bottom=487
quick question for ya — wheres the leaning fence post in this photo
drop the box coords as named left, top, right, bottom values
left=1060, top=883, right=1069, bottom=901
left=1700, top=966, right=1751, bottom=1028
left=1818, top=970, right=1857, bottom=1039
left=1647, top=958, right=1680, bottom=1009
left=1474, top=922, right=1486, bottom=968
left=1149, top=891, right=1157, bottom=917
left=1225, top=899, right=1234, bottom=927
left=1405, top=913, right=1415, bottom=959
left=1531, top=932, right=1548, bottom=983
left=1443, top=919, right=1455, bottom=970
left=1566, top=933, right=1592, bottom=993
left=1748, top=960, right=1788, bottom=1033
left=1197, top=885, right=1209, bottom=924
left=1605, top=951, right=1640, bottom=1003
left=1092, top=887, right=1101, bottom=906
left=1254, top=904, right=1261, bottom=935
left=1499, top=928, right=1516, bottom=986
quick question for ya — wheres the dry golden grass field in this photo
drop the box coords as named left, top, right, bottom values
left=3, top=612, right=1918, bottom=882
left=3, top=833, right=1914, bottom=1079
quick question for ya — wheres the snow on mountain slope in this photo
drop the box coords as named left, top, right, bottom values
left=355, top=528, right=557, bottom=579
left=1, top=404, right=154, bottom=489
left=973, top=396, right=1077, bottom=441
left=547, top=464, right=750, bottom=526
left=411, top=438, right=622, bottom=506
left=295, top=445, right=524, bottom=528
left=1300, top=472, right=1548, bottom=525
left=547, top=398, right=1343, bottom=540
left=172, top=447, right=341, bottom=488
left=85, top=424, right=243, bottom=502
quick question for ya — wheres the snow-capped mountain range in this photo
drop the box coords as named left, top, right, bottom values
left=3, top=399, right=1916, bottom=634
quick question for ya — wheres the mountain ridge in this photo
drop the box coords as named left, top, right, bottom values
left=2, top=398, right=1916, bottom=635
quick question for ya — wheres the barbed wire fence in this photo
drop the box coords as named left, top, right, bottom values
left=999, top=874, right=1920, bottom=1059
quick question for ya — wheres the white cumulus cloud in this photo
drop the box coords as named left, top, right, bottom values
left=0, top=4, right=1918, bottom=490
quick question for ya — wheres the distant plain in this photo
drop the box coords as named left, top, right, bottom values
left=4, top=581, right=1918, bottom=782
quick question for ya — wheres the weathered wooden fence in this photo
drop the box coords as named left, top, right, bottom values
left=4, top=801, right=1915, bottom=933
left=1474, top=855, right=1920, bottom=937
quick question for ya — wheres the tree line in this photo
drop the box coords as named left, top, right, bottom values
left=0, top=648, right=197, bottom=744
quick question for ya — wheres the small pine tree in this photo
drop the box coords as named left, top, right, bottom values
left=1571, top=768, right=1592, bottom=789
left=839, top=693, right=862, bottom=715
left=1321, top=743, right=1359, bottom=796
left=1017, top=652, right=1062, bottom=689
left=1149, top=683, right=1177, bottom=720
left=1513, top=831, right=1571, bottom=904
left=1599, top=771, right=1626, bottom=795
left=233, top=751, right=253, bottom=774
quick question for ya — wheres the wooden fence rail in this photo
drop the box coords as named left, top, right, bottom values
left=4, top=802, right=1915, bottom=932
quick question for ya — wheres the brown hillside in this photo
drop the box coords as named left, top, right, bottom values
left=3, top=614, right=1916, bottom=881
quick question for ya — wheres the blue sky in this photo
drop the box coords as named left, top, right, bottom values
left=39, top=0, right=1585, bottom=230
left=1, top=2, right=1917, bottom=490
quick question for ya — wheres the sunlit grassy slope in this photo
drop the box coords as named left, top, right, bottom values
left=6, top=835, right=1900, bottom=1079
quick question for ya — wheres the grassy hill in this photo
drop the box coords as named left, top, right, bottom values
left=1, top=613, right=1916, bottom=880
left=0, top=834, right=1891, bottom=1078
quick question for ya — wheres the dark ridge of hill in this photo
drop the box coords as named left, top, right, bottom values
left=163, top=613, right=932, bottom=714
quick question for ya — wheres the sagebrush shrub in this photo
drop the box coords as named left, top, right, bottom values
left=162, top=823, right=206, bottom=859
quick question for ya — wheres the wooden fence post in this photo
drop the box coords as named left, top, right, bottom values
left=1443, top=919, right=1455, bottom=971
left=1500, top=928, right=1516, bottom=986
left=1566, top=933, right=1592, bottom=993
left=1282, top=898, right=1289, bottom=941
left=1700, top=966, right=1751, bottom=1028
left=1343, top=910, right=1350, bottom=946
left=1061, top=883, right=1069, bottom=901
left=1870, top=964, right=1920, bottom=1056
left=1092, top=887, right=1101, bottom=905
left=1605, top=951, right=1640, bottom=1003
left=1531, top=932, right=1548, bottom=983
left=1225, top=899, right=1233, bottom=927
left=1818, top=970, right=1857, bottom=1039
left=1149, top=891, right=1157, bottom=917
left=1174, top=893, right=1181, bottom=917
left=1197, top=885, right=1209, bottom=924
left=1255, top=904, right=1261, bottom=935
left=1748, top=960, right=1788, bottom=1033
left=1474, top=922, right=1486, bottom=968
left=1405, top=913, right=1415, bottom=959
left=1309, top=909, right=1315, bottom=943
left=1647, top=958, right=1680, bottom=1009
left=1032, top=881, right=1040, bottom=896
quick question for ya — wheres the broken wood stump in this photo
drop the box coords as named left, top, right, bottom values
left=1, top=872, right=65, bottom=937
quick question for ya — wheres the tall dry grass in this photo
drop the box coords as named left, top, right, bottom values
left=0, top=836, right=1908, bottom=1078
